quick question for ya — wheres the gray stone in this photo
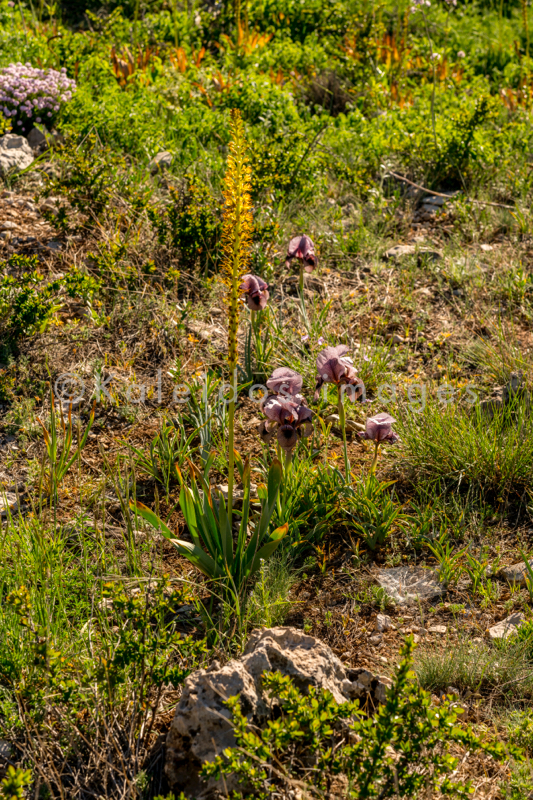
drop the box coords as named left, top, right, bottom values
left=0, top=492, right=18, bottom=516
left=0, top=740, right=11, bottom=759
left=165, top=627, right=391, bottom=797
left=373, top=674, right=392, bottom=704
left=479, top=371, right=529, bottom=420
left=324, top=413, right=364, bottom=432
left=186, top=319, right=225, bottom=343
left=149, top=150, right=173, bottom=175
left=377, top=566, right=447, bottom=605
left=45, top=240, right=63, bottom=252
left=499, top=560, right=533, bottom=587
left=423, top=191, right=458, bottom=207
left=26, top=127, right=48, bottom=151
left=488, top=612, right=525, bottom=640
left=216, top=482, right=258, bottom=506
left=429, top=625, right=447, bottom=634
left=388, top=333, right=409, bottom=345
left=0, top=133, right=34, bottom=175
left=383, top=244, right=442, bottom=262
left=376, top=613, right=393, bottom=632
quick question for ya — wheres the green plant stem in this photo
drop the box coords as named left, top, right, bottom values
left=172, top=0, right=179, bottom=48
left=422, top=11, right=437, bottom=149
left=228, top=368, right=236, bottom=524
left=370, top=441, right=380, bottom=474
left=298, top=265, right=310, bottom=332
left=281, top=449, right=292, bottom=515
left=337, top=386, right=350, bottom=484
left=251, top=309, right=257, bottom=370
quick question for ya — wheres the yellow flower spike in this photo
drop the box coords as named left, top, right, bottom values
left=221, top=109, right=253, bottom=519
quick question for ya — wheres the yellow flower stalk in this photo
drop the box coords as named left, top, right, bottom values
left=221, top=109, right=253, bottom=519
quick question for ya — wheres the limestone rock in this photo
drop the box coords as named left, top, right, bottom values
left=376, top=613, right=393, bottom=632
left=0, top=492, right=18, bottom=516
left=488, top=612, right=525, bottom=640
left=149, top=150, right=173, bottom=174
left=429, top=625, right=447, bottom=634
left=26, top=126, right=48, bottom=151
left=216, top=482, right=258, bottom=506
left=0, top=134, right=34, bottom=175
left=165, top=627, right=391, bottom=797
left=479, top=371, right=529, bottom=420
left=376, top=566, right=446, bottom=605
left=499, top=560, right=533, bottom=587
left=383, top=244, right=442, bottom=262
left=186, top=319, right=225, bottom=343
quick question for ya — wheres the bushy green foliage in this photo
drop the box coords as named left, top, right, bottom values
left=346, top=474, right=404, bottom=551
left=40, top=134, right=151, bottom=232
left=0, top=575, right=205, bottom=796
left=147, top=179, right=222, bottom=273
left=0, top=767, right=32, bottom=800
left=201, top=638, right=513, bottom=798
left=0, top=256, right=102, bottom=343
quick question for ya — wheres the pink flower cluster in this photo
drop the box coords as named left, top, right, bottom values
left=0, top=62, right=76, bottom=132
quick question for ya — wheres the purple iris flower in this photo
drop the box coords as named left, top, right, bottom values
left=314, top=345, right=365, bottom=402
left=260, top=395, right=313, bottom=452
left=266, top=367, right=303, bottom=398
left=286, top=235, right=317, bottom=272
left=240, top=274, right=269, bottom=310
left=358, top=413, right=400, bottom=444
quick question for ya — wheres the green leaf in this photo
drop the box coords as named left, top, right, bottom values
left=217, top=489, right=234, bottom=568
left=170, top=538, right=221, bottom=578
left=267, top=458, right=283, bottom=509
left=179, top=485, right=198, bottom=533
left=131, top=501, right=175, bottom=539
left=245, top=523, right=288, bottom=577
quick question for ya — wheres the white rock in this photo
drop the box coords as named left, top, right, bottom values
left=166, top=627, right=390, bottom=796
left=488, top=613, right=525, bottom=640
left=377, top=566, right=446, bottom=605
left=0, top=740, right=11, bottom=759
left=0, top=133, right=34, bottom=175
left=376, top=613, right=392, bottom=632
left=429, top=625, right=447, bottom=634
left=149, top=150, right=173, bottom=175
left=383, top=244, right=442, bottom=262
left=324, top=414, right=364, bottom=431
left=499, top=560, right=533, bottom=587
left=216, top=482, right=258, bottom=505
left=374, top=674, right=392, bottom=704
left=0, top=492, right=19, bottom=516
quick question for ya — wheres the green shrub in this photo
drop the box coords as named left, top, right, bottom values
left=0, top=257, right=102, bottom=344
left=147, top=179, right=222, bottom=273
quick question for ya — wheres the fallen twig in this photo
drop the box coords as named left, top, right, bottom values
left=385, top=170, right=515, bottom=210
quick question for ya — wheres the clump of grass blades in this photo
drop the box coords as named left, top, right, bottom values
left=396, top=398, right=533, bottom=503
left=415, top=636, right=533, bottom=702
